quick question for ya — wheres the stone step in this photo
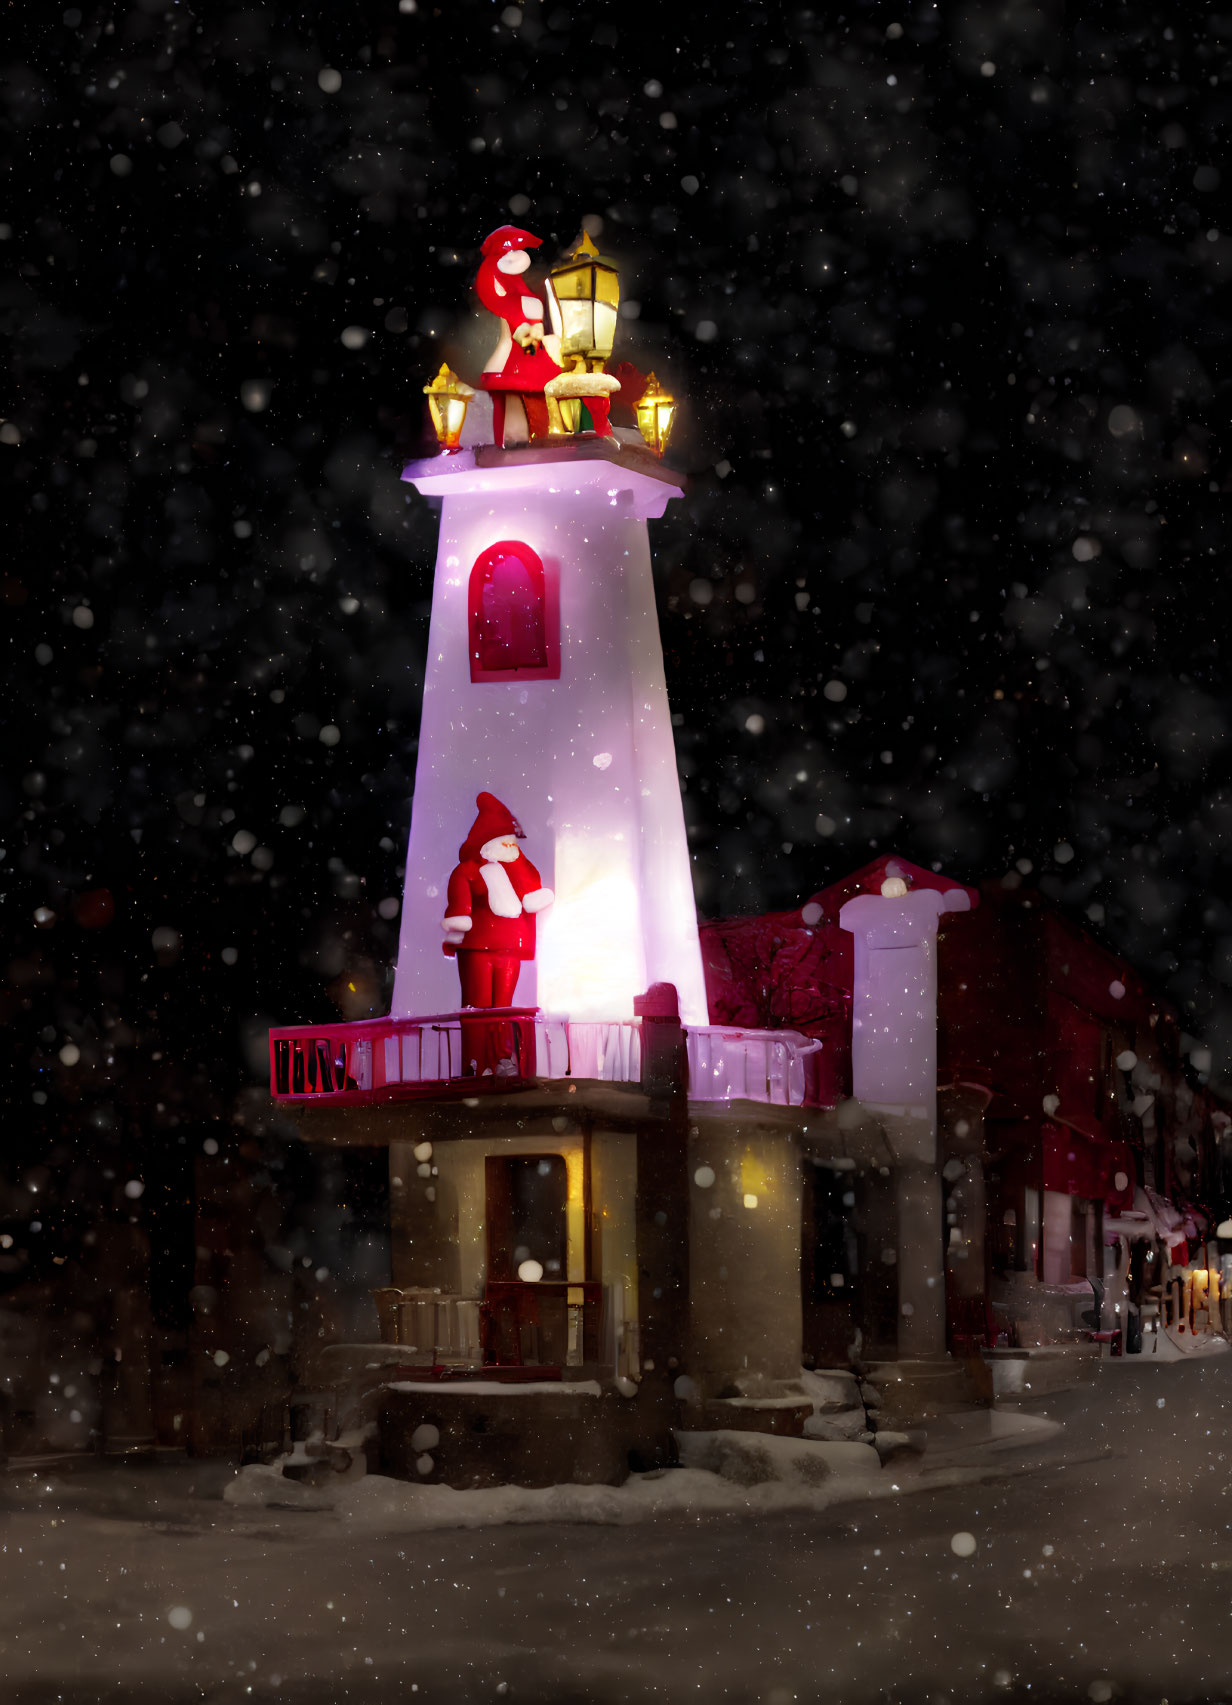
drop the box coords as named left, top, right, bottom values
left=863, top=1357, right=989, bottom=1424
left=691, top=1397, right=814, bottom=1437
left=982, top=1342, right=1102, bottom=1400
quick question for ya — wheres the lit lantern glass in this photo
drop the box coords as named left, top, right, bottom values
left=423, top=363, right=474, bottom=451
left=548, top=233, right=620, bottom=371
left=544, top=382, right=582, bottom=437
left=635, top=373, right=676, bottom=456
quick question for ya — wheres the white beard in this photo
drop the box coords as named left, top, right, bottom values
left=480, top=861, right=522, bottom=919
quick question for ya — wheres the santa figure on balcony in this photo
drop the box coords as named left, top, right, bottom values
left=442, top=791, right=554, bottom=1010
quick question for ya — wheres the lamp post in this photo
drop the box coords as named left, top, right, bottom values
left=423, top=364, right=474, bottom=452
left=635, top=373, right=676, bottom=456
left=548, top=233, right=621, bottom=372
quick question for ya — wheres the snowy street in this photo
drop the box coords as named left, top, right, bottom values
left=4, top=1356, right=1230, bottom=1704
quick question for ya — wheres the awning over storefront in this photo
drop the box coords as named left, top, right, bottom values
left=1145, top=1184, right=1205, bottom=1263
left=1104, top=1184, right=1205, bottom=1262
left=1040, top=1119, right=1134, bottom=1209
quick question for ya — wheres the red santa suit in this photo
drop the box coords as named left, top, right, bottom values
left=442, top=792, right=554, bottom=1010
left=474, top=226, right=562, bottom=445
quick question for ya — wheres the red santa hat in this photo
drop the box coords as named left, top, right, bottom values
left=459, top=791, right=525, bottom=862
left=480, top=225, right=541, bottom=258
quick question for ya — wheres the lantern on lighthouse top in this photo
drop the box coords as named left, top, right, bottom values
left=548, top=232, right=620, bottom=372
left=423, top=363, right=474, bottom=451
left=635, top=372, right=676, bottom=456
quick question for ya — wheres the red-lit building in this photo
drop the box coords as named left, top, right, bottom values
left=703, top=855, right=1232, bottom=1374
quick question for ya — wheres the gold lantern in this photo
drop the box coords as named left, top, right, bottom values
left=544, top=367, right=583, bottom=437
left=423, top=363, right=474, bottom=451
left=544, top=363, right=621, bottom=438
left=548, top=233, right=620, bottom=372
left=635, top=372, right=676, bottom=455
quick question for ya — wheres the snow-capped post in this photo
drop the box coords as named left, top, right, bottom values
left=634, top=980, right=685, bottom=1097
left=840, top=872, right=974, bottom=1359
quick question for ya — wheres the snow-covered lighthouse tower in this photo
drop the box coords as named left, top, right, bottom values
left=390, top=227, right=707, bottom=1025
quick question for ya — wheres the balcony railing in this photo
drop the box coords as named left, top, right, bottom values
left=686, top=1025, right=825, bottom=1106
left=269, top=1008, right=837, bottom=1111
left=269, top=1007, right=545, bottom=1105
left=483, top=1280, right=603, bottom=1369
left=370, top=1281, right=603, bottom=1372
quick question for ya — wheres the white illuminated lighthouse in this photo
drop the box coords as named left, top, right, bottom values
left=266, top=222, right=988, bottom=1468
left=390, top=230, right=707, bottom=1025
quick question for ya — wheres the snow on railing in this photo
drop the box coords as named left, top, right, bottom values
left=555, top=1019, right=642, bottom=1084
left=686, top=1025, right=824, bottom=1107
left=371, top=1287, right=484, bottom=1367
left=270, top=1011, right=827, bottom=1109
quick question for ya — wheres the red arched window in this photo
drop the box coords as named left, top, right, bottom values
left=468, top=541, right=559, bottom=682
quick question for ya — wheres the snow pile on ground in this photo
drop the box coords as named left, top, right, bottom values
left=674, top=1429, right=880, bottom=1488
left=798, top=1367, right=874, bottom=1442
left=336, top=1465, right=864, bottom=1531
left=225, top=1462, right=340, bottom=1511
left=1143, top=1325, right=1230, bottom=1361
left=223, top=1424, right=372, bottom=1510
left=224, top=1429, right=918, bottom=1532
left=919, top=1407, right=1064, bottom=1466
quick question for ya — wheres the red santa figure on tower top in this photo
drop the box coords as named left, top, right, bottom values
left=442, top=791, right=554, bottom=1010
left=474, top=226, right=562, bottom=447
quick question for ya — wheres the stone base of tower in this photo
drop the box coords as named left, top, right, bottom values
left=262, top=981, right=994, bottom=1487
left=378, top=1381, right=669, bottom=1489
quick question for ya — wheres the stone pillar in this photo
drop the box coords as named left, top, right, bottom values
left=1041, top=1188, right=1073, bottom=1286
left=946, top=1155, right=987, bottom=1300
left=894, top=1159, right=947, bottom=1358
left=687, top=1118, right=804, bottom=1397
left=940, top=1084, right=992, bottom=1304
left=840, top=882, right=973, bottom=1360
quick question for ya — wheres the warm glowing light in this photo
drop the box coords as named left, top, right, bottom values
left=391, top=462, right=711, bottom=1027
left=517, top=1259, right=544, bottom=1283
left=537, top=865, right=644, bottom=1020
left=635, top=373, right=676, bottom=456
left=880, top=876, right=909, bottom=898
left=546, top=385, right=582, bottom=437
left=544, top=364, right=622, bottom=437
left=423, top=363, right=474, bottom=451
left=548, top=232, right=620, bottom=370
left=740, top=1151, right=770, bottom=1209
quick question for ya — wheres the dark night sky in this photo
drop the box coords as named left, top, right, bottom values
left=4, top=0, right=1232, bottom=1174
